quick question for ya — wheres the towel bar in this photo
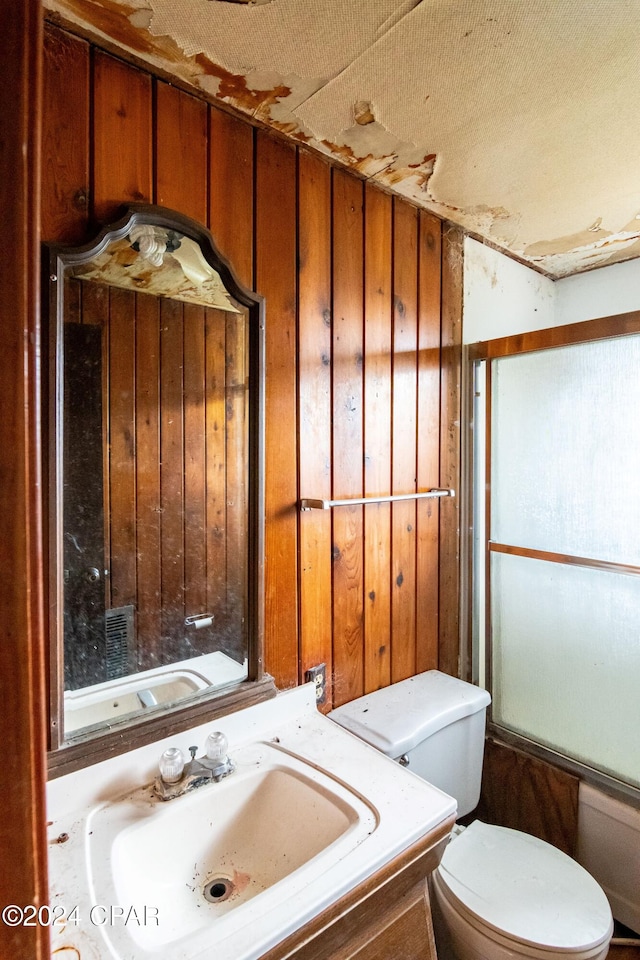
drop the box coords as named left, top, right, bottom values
left=299, top=488, right=455, bottom=511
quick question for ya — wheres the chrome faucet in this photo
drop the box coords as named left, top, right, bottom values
left=154, top=731, right=235, bottom=801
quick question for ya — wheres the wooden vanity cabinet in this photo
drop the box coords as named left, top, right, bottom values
left=262, top=816, right=455, bottom=960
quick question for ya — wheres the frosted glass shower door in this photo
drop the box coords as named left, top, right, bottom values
left=487, top=334, right=640, bottom=792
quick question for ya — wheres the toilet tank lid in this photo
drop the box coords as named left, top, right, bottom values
left=328, top=671, right=491, bottom=757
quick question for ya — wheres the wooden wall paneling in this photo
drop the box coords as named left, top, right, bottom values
left=416, top=212, right=442, bottom=673
left=92, top=51, right=153, bottom=223
left=79, top=281, right=111, bottom=620
left=205, top=309, right=228, bottom=638
left=475, top=739, right=580, bottom=856
left=155, top=81, right=208, bottom=223
left=182, top=301, right=207, bottom=607
left=135, top=292, right=162, bottom=667
left=391, top=199, right=419, bottom=683
left=438, top=224, right=464, bottom=676
left=225, top=308, right=248, bottom=659
left=160, top=297, right=186, bottom=660
left=182, top=303, right=208, bottom=653
left=331, top=168, right=365, bottom=706
left=41, top=24, right=90, bottom=243
left=108, top=288, right=137, bottom=616
left=363, top=183, right=392, bottom=694
left=255, top=132, right=299, bottom=689
left=0, top=2, right=49, bottom=954
left=297, top=150, right=333, bottom=702
left=209, top=107, right=254, bottom=289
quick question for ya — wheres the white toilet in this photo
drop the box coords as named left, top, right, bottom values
left=329, top=670, right=613, bottom=960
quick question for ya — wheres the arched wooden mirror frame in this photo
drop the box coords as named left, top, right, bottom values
left=45, top=204, right=275, bottom=777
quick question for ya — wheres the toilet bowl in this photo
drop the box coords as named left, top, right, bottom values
left=432, top=820, right=613, bottom=960
left=329, top=671, right=613, bottom=960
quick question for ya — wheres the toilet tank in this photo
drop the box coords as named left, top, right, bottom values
left=329, top=671, right=491, bottom=818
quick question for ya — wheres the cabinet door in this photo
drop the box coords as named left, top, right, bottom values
left=345, top=880, right=437, bottom=960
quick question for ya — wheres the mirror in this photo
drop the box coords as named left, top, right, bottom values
left=46, top=205, right=272, bottom=767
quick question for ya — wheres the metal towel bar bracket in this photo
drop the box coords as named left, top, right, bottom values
left=299, top=488, right=455, bottom=511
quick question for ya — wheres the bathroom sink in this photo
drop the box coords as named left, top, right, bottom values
left=64, top=650, right=247, bottom=733
left=49, top=684, right=456, bottom=960
left=86, top=740, right=378, bottom=953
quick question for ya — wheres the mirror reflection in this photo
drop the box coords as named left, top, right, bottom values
left=49, top=209, right=260, bottom=743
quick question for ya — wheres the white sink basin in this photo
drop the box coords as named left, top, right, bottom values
left=64, top=651, right=247, bottom=734
left=87, top=741, right=377, bottom=952
left=48, top=685, right=456, bottom=960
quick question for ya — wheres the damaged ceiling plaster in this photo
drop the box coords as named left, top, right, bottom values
left=44, top=0, right=640, bottom=277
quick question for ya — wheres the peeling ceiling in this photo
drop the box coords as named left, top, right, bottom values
left=44, top=0, right=640, bottom=277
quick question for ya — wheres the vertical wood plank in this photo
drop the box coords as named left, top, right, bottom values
left=224, top=309, right=248, bottom=661
left=255, top=132, right=298, bottom=689
left=209, top=107, right=254, bottom=289
left=0, top=1, right=49, bottom=954
left=391, top=199, right=419, bottom=682
left=108, top=288, right=137, bottom=611
left=416, top=212, right=442, bottom=673
left=477, top=740, right=579, bottom=856
left=363, top=184, right=392, bottom=693
left=439, top=224, right=463, bottom=676
left=156, top=81, right=208, bottom=224
left=93, top=51, right=152, bottom=223
left=205, top=309, right=228, bottom=634
left=41, top=24, right=89, bottom=243
left=160, top=298, right=185, bottom=660
left=135, top=292, right=162, bottom=667
left=298, top=150, right=333, bottom=703
left=183, top=303, right=209, bottom=652
left=332, top=168, right=365, bottom=706
left=79, top=282, right=111, bottom=614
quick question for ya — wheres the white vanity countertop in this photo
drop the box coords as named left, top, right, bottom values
left=47, top=684, right=456, bottom=960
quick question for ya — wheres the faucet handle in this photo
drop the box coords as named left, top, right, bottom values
left=158, top=746, right=185, bottom=784
left=204, top=730, right=235, bottom=779
left=205, top=731, right=229, bottom=764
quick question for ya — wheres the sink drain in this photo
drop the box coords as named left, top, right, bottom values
left=203, top=877, right=235, bottom=903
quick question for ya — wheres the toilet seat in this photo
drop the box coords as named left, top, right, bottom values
left=434, top=821, right=613, bottom=953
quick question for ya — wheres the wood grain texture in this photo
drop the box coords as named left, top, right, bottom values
left=391, top=199, right=419, bottom=683
left=332, top=168, right=365, bottom=706
left=159, top=297, right=186, bottom=656
left=209, top=106, right=254, bottom=289
left=156, top=81, right=208, bottom=223
left=41, top=24, right=89, bottom=243
left=108, top=287, right=138, bottom=611
left=416, top=212, right=442, bottom=673
left=134, top=291, right=162, bottom=664
left=298, top=150, right=333, bottom=700
left=0, top=2, right=49, bottom=956
left=255, top=131, right=299, bottom=689
left=183, top=303, right=208, bottom=645
left=475, top=738, right=580, bottom=856
left=469, top=309, right=640, bottom=361
left=205, top=308, right=228, bottom=632
left=363, top=184, right=392, bottom=693
left=438, top=224, right=463, bottom=676
left=93, top=50, right=153, bottom=222
left=224, top=308, right=249, bottom=658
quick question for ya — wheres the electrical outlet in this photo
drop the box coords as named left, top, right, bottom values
left=305, top=663, right=326, bottom=705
